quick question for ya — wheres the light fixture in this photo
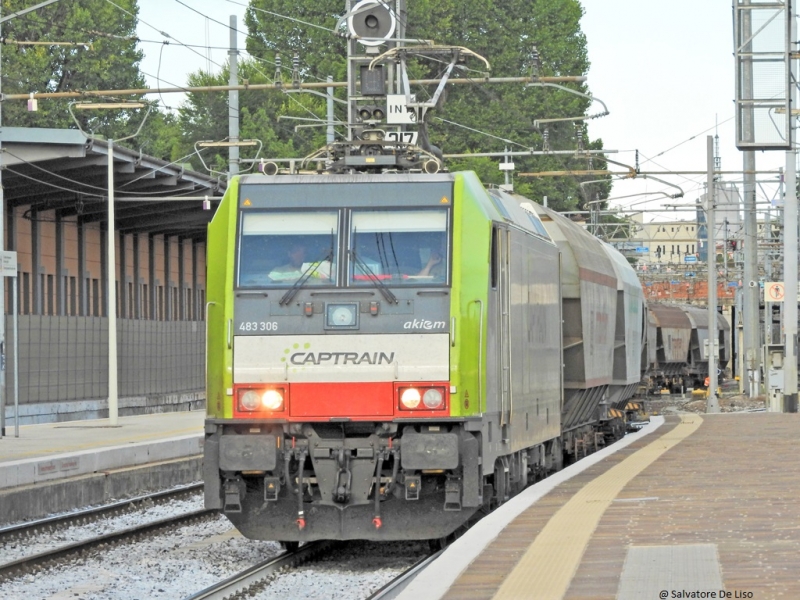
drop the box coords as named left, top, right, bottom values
left=73, top=102, right=146, bottom=110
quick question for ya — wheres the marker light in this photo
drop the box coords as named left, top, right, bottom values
left=399, top=387, right=421, bottom=409
left=422, top=388, right=444, bottom=409
left=240, top=390, right=260, bottom=411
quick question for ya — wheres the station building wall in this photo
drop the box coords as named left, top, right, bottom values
left=1, top=206, right=207, bottom=424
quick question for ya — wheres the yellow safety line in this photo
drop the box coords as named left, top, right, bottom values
left=493, top=414, right=703, bottom=600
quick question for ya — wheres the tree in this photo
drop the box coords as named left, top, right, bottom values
left=0, top=0, right=174, bottom=155
left=236, top=0, right=610, bottom=209
left=176, top=60, right=330, bottom=174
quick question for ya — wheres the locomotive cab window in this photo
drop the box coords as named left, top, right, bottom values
left=237, top=211, right=339, bottom=287
left=349, top=209, right=449, bottom=286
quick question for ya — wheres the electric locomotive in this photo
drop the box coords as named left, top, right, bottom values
left=203, top=170, right=642, bottom=543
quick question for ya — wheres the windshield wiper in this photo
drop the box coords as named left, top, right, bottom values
left=350, top=249, right=398, bottom=304
left=279, top=250, right=334, bottom=306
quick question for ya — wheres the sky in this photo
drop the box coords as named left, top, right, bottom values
left=135, top=1, right=789, bottom=222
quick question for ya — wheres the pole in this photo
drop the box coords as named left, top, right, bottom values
left=784, top=151, right=797, bottom=412
left=741, top=0, right=760, bottom=398
left=707, top=135, right=719, bottom=413
left=228, top=15, right=239, bottom=177
left=327, top=76, right=335, bottom=144
left=67, top=105, right=149, bottom=430
left=784, top=1, right=798, bottom=413
left=13, top=275, right=18, bottom=437
left=743, top=152, right=759, bottom=397
left=504, top=146, right=510, bottom=188
left=108, top=140, right=118, bottom=425
left=346, top=0, right=354, bottom=141
left=765, top=195, right=773, bottom=348
left=0, top=8, right=5, bottom=438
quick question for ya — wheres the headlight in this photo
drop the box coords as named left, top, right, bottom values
left=422, top=388, right=444, bottom=409
left=399, top=388, right=421, bottom=409
left=240, top=390, right=260, bottom=411
left=262, top=389, right=285, bottom=411
left=236, top=387, right=288, bottom=415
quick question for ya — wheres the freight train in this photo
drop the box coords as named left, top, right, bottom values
left=643, top=302, right=731, bottom=393
left=202, top=170, right=650, bottom=545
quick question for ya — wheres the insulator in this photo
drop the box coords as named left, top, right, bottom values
left=542, top=127, right=550, bottom=152
left=274, top=54, right=282, bottom=88
left=292, top=53, right=301, bottom=89
left=530, top=45, right=541, bottom=79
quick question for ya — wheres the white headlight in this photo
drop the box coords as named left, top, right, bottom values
left=422, top=388, right=444, bottom=409
left=400, top=388, right=421, bottom=409
left=240, top=390, right=260, bottom=411
left=262, top=389, right=284, bottom=410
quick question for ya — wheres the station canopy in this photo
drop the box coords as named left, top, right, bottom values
left=0, top=127, right=225, bottom=239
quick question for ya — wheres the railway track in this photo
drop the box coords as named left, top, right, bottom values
left=183, top=540, right=438, bottom=600
left=0, top=484, right=211, bottom=581
left=365, top=550, right=443, bottom=600
left=184, top=541, right=337, bottom=599
left=0, top=482, right=203, bottom=546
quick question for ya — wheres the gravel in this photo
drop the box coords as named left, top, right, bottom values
left=0, top=495, right=424, bottom=600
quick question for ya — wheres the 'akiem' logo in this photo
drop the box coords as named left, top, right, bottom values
left=403, top=319, right=446, bottom=330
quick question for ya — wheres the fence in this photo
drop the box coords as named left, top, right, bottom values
left=4, top=316, right=204, bottom=406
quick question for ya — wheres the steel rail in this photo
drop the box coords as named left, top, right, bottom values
left=0, top=482, right=203, bottom=545
left=184, top=541, right=336, bottom=600
left=366, top=550, right=443, bottom=600
left=0, top=507, right=215, bottom=581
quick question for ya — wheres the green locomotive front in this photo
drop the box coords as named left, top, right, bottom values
left=203, top=171, right=564, bottom=542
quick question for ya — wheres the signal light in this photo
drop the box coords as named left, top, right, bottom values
left=358, top=105, right=385, bottom=122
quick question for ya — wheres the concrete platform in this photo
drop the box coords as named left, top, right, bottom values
left=400, top=412, right=800, bottom=600
left=0, top=410, right=204, bottom=524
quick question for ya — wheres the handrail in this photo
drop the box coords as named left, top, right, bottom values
left=470, top=299, right=484, bottom=411
left=204, top=301, right=217, bottom=408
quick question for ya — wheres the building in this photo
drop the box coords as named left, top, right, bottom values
left=0, top=128, right=223, bottom=424
left=628, top=213, right=700, bottom=268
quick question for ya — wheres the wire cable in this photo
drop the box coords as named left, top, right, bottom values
left=2, top=147, right=214, bottom=196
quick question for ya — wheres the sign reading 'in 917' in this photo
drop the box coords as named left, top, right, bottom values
left=386, top=95, right=417, bottom=124
left=0, top=251, right=17, bottom=278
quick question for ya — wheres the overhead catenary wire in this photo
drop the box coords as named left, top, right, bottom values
left=5, top=6, right=244, bottom=117
left=1, top=147, right=216, bottom=196
left=170, top=0, right=334, bottom=84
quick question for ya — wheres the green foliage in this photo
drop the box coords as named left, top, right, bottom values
left=176, top=61, right=329, bottom=173
left=231, top=0, right=610, bottom=209
left=1, top=0, right=612, bottom=206
left=0, top=0, right=185, bottom=161
left=406, top=0, right=605, bottom=210
left=0, top=0, right=150, bottom=139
